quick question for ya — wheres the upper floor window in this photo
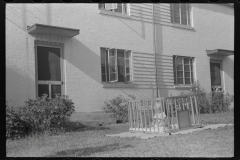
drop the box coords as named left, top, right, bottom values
left=101, top=47, right=132, bottom=83
left=173, top=56, right=194, bottom=85
left=98, top=3, right=129, bottom=15
left=171, top=4, right=191, bottom=26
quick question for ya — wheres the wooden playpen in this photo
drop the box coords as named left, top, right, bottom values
left=128, top=95, right=202, bottom=134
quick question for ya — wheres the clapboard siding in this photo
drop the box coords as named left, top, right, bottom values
left=129, top=3, right=172, bottom=25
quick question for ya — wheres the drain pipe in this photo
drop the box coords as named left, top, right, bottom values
left=152, top=3, right=159, bottom=98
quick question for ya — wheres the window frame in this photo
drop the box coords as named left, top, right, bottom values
left=171, top=3, right=191, bottom=26
left=210, top=62, right=222, bottom=87
left=101, top=47, right=133, bottom=83
left=173, top=55, right=194, bottom=85
left=99, top=3, right=130, bottom=16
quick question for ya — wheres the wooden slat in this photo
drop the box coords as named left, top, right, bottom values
left=170, top=99, right=175, bottom=130
left=132, top=102, right=136, bottom=131
left=136, top=103, right=139, bottom=129
left=151, top=101, right=155, bottom=133
left=190, top=96, right=195, bottom=126
left=148, top=102, right=151, bottom=132
left=160, top=99, right=165, bottom=133
left=174, top=98, right=179, bottom=130
left=194, top=96, right=200, bottom=125
left=144, top=106, right=147, bottom=132
left=166, top=99, right=170, bottom=131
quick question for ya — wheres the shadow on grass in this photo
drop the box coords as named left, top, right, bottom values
left=46, top=143, right=132, bottom=157
left=62, top=121, right=110, bottom=133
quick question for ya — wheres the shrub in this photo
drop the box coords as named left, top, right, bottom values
left=102, top=95, right=135, bottom=123
left=6, top=101, right=30, bottom=140
left=6, top=94, right=75, bottom=139
left=180, top=81, right=234, bottom=114
left=19, top=94, right=75, bottom=134
left=180, top=81, right=211, bottom=114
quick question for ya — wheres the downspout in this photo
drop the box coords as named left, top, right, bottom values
left=152, top=3, right=159, bottom=98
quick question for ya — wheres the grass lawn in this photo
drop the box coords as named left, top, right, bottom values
left=6, top=110, right=234, bottom=157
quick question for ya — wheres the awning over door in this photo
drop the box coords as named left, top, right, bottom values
left=206, top=49, right=234, bottom=57
left=28, top=23, right=80, bottom=38
left=27, top=24, right=80, bottom=43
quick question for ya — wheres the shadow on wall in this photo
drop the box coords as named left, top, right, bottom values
left=66, top=38, right=102, bottom=84
left=6, top=67, right=35, bottom=108
left=223, top=56, right=234, bottom=80
left=117, top=4, right=146, bottom=39
left=155, top=16, right=169, bottom=98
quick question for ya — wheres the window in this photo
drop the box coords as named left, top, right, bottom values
left=101, top=47, right=132, bottom=83
left=173, top=56, right=194, bottom=85
left=98, top=3, right=129, bottom=15
left=171, top=4, right=191, bottom=26
left=210, top=62, right=221, bottom=86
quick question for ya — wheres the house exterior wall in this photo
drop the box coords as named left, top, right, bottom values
left=6, top=3, right=234, bottom=115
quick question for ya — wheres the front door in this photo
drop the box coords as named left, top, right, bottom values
left=210, top=62, right=222, bottom=92
left=36, top=45, right=63, bottom=98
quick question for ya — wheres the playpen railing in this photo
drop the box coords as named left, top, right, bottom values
left=128, top=95, right=202, bottom=133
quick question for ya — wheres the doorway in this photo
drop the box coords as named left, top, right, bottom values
left=210, top=62, right=222, bottom=92
left=36, top=44, right=64, bottom=98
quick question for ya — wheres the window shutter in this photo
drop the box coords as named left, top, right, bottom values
left=124, top=50, right=131, bottom=82
left=105, top=3, right=117, bottom=10
left=108, top=48, right=118, bottom=82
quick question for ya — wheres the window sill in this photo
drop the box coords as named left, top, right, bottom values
left=102, top=82, right=134, bottom=88
left=171, top=23, right=195, bottom=31
left=99, top=9, right=132, bottom=19
left=174, top=85, right=193, bottom=90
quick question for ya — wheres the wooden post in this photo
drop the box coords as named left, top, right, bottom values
left=190, top=96, right=195, bottom=126
left=170, top=98, right=175, bottom=130
left=166, top=99, right=170, bottom=131
left=174, top=98, right=179, bottom=130
left=160, top=100, right=166, bottom=133
left=151, top=101, right=155, bottom=133
left=156, top=100, right=160, bottom=133
left=147, top=101, right=151, bottom=132
left=144, top=105, right=147, bottom=132
left=136, top=102, right=139, bottom=130
left=194, top=96, right=200, bottom=125
left=133, top=102, right=136, bottom=131
left=139, top=103, right=143, bottom=132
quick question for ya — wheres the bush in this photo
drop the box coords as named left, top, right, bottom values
left=6, top=101, right=30, bottom=140
left=180, top=81, right=234, bottom=114
left=180, top=81, right=211, bottom=114
left=102, top=95, right=135, bottom=123
left=6, top=94, right=75, bottom=139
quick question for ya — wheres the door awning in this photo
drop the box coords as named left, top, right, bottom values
left=27, top=23, right=80, bottom=38
left=206, top=49, right=234, bottom=57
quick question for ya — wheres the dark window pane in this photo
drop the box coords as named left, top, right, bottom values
left=184, top=58, right=189, bottom=64
left=191, top=71, right=193, bottom=78
left=181, top=19, right=187, bottom=25
left=109, top=66, right=116, bottom=73
left=114, top=3, right=122, bottom=13
left=177, top=78, right=183, bottom=84
left=185, top=78, right=191, bottom=84
left=187, top=11, right=191, bottom=25
left=126, top=67, right=130, bottom=74
left=184, top=65, right=190, bottom=71
left=101, top=48, right=106, bottom=64
left=98, top=3, right=104, bottom=9
left=174, top=17, right=180, bottom=23
left=174, top=10, right=180, bottom=17
left=177, top=71, right=183, bottom=77
left=181, top=11, right=187, bottom=19
left=101, top=65, right=106, bottom=74
left=181, top=4, right=187, bottom=11
left=110, top=73, right=117, bottom=81
left=51, top=85, right=61, bottom=98
left=126, top=75, right=130, bottom=82
left=102, top=73, right=106, bottom=82
left=38, top=84, right=49, bottom=97
left=176, top=57, right=183, bottom=70
left=117, top=50, right=125, bottom=82
left=173, top=4, right=180, bottom=11
left=109, top=57, right=116, bottom=65
left=174, top=76, right=177, bottom=84
left=37, top=46, right=61, bottom=81
left=185, top=72, right=190, bottom=78
left=123, top=3, right=127, bottom=14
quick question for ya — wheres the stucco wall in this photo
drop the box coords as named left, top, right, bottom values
left=6, top=3, right=234, bottom=113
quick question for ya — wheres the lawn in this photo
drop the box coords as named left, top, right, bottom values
left=6, top=110, right=234, bottom=157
